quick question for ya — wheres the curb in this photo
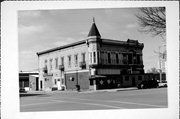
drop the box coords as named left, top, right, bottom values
left=79, top=87, right=137, bottom=93
left=25, top=87, right=138, bottom=94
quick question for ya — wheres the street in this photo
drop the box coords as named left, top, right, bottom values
left=20, top=88, right=168, bottom=112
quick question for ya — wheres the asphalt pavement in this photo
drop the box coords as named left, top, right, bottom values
left=20, top=87, right=168, bottom=112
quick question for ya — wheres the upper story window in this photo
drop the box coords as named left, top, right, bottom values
left=44, top=59, right=47, bottom=67
left=104, top=52, right=108, bottom=64
left=140, top=55, right=143, bottom=64
left=100, top=51, right=104, bottom=64
left=116, top=53, right=119, bottom=64
left=90, top=52, right=92, bottom=63
left=128, top=54, right=132, bottom=64
left=137, top=54, right=140, bottom=64
left=74, top=54, right=78, bottom=66
left=61, top=57, right=64, bottom=65
left=112, top=52, right=115, bottom=64
left=133, top=54, right=137, bottom=64
left=137, top=54, right=143, bottom=64
left=55, top=58, right=58, bottom=69
left=93, top=52, right=96, bottom=63
left=123, top=54, right=128, bottom=64
left=108, top=52, right=111, bottom=64
left=81, top=53, right=85, bottom=62
left=49, top=59, right=53, bottom=70
left=68, top=55, right=71, bottom=67
left=97, top=52, right=100, bottom=64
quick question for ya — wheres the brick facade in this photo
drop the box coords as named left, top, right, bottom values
left=37, top=20, right=145, bottom=91
left=65, top=71, right=89, bottom=90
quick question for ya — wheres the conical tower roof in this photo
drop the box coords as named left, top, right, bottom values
left=88, top=18, right=101, bottom=37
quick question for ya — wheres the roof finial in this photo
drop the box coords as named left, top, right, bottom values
left=93, top=17, right=95, bottom=23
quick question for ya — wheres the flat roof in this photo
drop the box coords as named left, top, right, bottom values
left=37, top=38, right=144, bottom=56
left=37, top=39, right=86, bottom=56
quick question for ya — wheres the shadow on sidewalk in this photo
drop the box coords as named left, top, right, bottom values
left=116, top=88, right=137, bottom=92
left=19, top=93, right=50, bottom=97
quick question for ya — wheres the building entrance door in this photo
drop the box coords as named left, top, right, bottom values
left=36, top=78, right=39, bottom=91
left=40, top=80, right=43, bottom=90
left=132, top=77, right=136, bottom=86
left=57, top=78, right=61, bottom=90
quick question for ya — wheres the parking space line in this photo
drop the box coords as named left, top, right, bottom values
left=20, top=97, right=125, bottom=109
left=21, top=101, right=63, bottom=107
left=20, top=92, right=167, bottom=109
left=51, top=97, right=167, bottom=108
left=106, top=100, right=167, bottom=108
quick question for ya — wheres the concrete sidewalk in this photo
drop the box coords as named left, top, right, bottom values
left=24, top=87, right=138, bottom=95
left=80, top=87, right=138, bottom=93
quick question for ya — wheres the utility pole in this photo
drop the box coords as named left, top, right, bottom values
left=158, top=46, right=162, bottom=83
left=154, top=46, right=164, bottom=83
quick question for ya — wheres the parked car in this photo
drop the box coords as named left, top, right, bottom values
left=19, top=87, right=26, bottom=93
left=158, top=80, right=167, bottom=88
left=61, top=85, right=66, bottom=91
left=137, top=80, right=159, bottom=89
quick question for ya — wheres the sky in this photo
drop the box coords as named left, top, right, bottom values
left=18, top=8, right=165, bottom=72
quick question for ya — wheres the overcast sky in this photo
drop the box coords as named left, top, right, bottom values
left=18, top=8, right=165, bottom=72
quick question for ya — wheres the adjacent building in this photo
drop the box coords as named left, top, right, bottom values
left=37, top=20, right=144, bottom=91
left=19, top=71, right=39, bottom=91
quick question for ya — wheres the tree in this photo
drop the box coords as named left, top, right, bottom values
left=137, top=7, right=167, bottom=71
left=136, top=7, right=166, bottom=38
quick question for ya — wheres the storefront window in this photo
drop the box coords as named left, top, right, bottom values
left=90, top=80, right=94, bottom=85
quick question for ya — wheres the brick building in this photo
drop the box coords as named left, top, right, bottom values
left=37, top=20, right=144, bottom=91
left=19, top=71, right=39, bottom=91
